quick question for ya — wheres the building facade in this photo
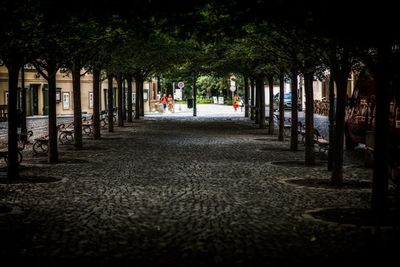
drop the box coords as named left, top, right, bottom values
left=0, top=65, right=158, bottom=117
left=263, top=74, right=355, bottom=112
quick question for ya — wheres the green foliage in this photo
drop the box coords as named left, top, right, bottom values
left=196, top=75, right=226, bottom=97
left=226, top=99, right=233, bottom=105
left=196, top=97, right=213, bottom=104
left=0, top=0, right=43, bottom=63
left=2, top=0, right=398, bottom=88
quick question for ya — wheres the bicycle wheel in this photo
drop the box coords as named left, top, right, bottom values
left=59, top=132, right=74, bottom=144
left=65, top=133, right=74, bottom=144
left=83, top=126, right=92, bottom=136
left=59, top=132, right=67, bottom=144
left=101, top=118, right=107, bottom=128
left=33, top=141, right=48, bottom=154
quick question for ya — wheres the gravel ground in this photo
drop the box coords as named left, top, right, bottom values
left=0, top=113, right=398, bottom=267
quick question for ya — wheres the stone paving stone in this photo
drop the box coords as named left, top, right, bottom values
left=0, top=113, right=398, bottom=266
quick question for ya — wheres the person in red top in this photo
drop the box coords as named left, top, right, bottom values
left=161, top=94, right=167, bottom=112
left=233, top=95, right=239, bottom=111
left=167, top=94, right=174, bottom=112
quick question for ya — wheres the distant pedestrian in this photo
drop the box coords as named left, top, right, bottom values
left=233, top=95, right=240, bottom=111
left=167, top=94, right=174, bottom=112
left=161, top=94, right=167, bottom=112
left=239, top=96, right=244, bottom=112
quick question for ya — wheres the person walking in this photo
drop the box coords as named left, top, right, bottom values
left=161, top=94, right=167, bottom=112
left=239, top=95, right=244, bottom=112
left=233, top=95, right=239, bottom=111
left=167, top=94, right=174, bottom=112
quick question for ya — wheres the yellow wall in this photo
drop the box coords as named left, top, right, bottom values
left=0, top=66, right=155, bottom=116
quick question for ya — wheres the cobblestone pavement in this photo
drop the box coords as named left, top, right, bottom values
left=0, top=115, right=89, bottom=142
left=0, top=109, right=399, bottom=266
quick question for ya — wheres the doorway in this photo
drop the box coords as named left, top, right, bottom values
left=42, top=84, right=49, bottom=115
left=28, top=84, right=40, bottom=116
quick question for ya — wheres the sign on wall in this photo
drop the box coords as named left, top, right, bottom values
left=174, top=88, right=182, bottom=100
left=89, top=92, right=93, bottom=108
left=63, top=92, right=70, bottom=110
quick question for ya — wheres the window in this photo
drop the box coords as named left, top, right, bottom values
left=56, top=88, right=62, bottom=102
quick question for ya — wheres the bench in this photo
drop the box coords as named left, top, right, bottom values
left=100, top=109, right=117, bottom=128
left=0, top=130, right=33, bottom=163
left=313, top=128, right=329, bottom=153
left=82, top=122, right=93, bottom=136
left=58, top=122, right=74, bottom=144
left=297, top=123, right=329, bottom=152
left=33, top=136, right=49, bottom=155
left=298, top=121, right=306, bottom=142
left=58, top=117, right=94, bottom=143
left=100, top=111, right=108, bottom=128
left=271, top=114, right=292, bottom=137
left=82, top=116, right=94, bottom=136
left=32, top=123, right=74, bottom=155
left=283, top=117, right=292, bottom=137
left=33, top=123, right=66, bottom=155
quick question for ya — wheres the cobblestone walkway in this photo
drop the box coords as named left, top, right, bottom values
left=0, top=116, right=398, bottom=266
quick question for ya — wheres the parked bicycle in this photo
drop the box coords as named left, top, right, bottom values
left=100, top=109, right=117, bottom=128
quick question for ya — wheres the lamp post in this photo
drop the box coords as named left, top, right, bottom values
left=230, top=78, right=236, bottom=100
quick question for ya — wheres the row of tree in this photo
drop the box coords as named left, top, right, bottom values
left=0, top=1, right=183, bottom=179
left=1, top=0, right=399, bottom=213
left=193, top=1, right=400, bottom=215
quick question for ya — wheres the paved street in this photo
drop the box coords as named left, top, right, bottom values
left=0, top=104, right=398, bottom=266
left=0, top=104, right=329, bottom=140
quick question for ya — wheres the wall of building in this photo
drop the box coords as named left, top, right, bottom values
left=259, top=74, right=355, bottom=111
left=0, top=66, right=155, bottom=116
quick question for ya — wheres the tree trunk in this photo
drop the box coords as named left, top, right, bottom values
left=157, top=76, right=162, bottom=95
left=290, top=70, right=299, bottom=151
left=193, top=74, right=197, bottom=117
left=47, top=64, right=58, bottom=163
left=72, top=61, right=83, bottom=150
left=6, top=62, right=21, bottom=179
left=117, top=73, right=124, bottom=127
left=139, top=79, right=144, bottom=117
left=256, top=77, right=266, bottom=129
left=250, top=78, right=255, bottom=120
left=268, top=76, right=275, bottom=135
left=328, top=76, right=336, bottom=171
left=244, top=76, right=249, bottom=118
left=92, top=67, right=101, bottom=139
left=371, top=44, right=391, bottom=213
left=331, top=71, right=349, bottom=184
left=278, top=73, right=285, bottom=141
left=122, top=79, right=126, bottom=121
left=107, top=74, right=114, bottom=132
left=134, top=75, right=142, bottom=120
left=255, top=79, right=259, bottom=124
left=304, top=72, right=315, bottom=166
left=20, top=66, right=27, bottom=138
left=127, top=76, right=133, bottom=122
